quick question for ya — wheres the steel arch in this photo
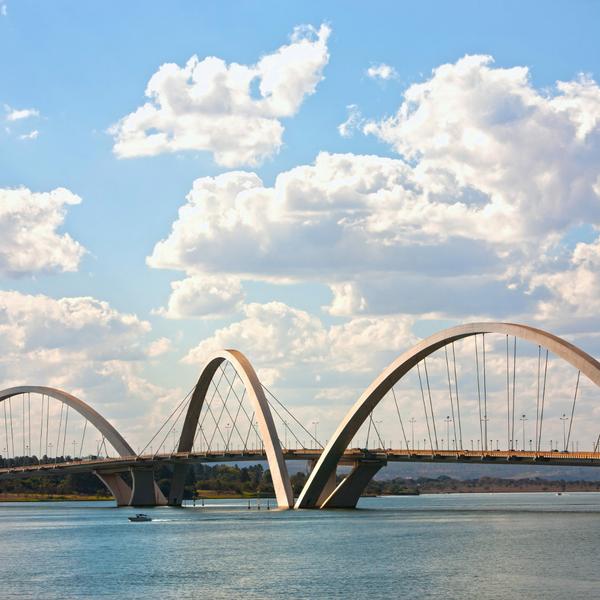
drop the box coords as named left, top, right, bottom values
left=173, top=349, right=294, bottom=509
left=0, top=385, right=135, bottom=457
left=296, top=322, right=600, bottom=508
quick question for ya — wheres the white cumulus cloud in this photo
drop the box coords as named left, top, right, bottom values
left=19, top=129, right=39, bottom=140
left=0, top=187, right=86, bottom=277
left=111, top=24, right=330, bottom=167
left=0, top=290, right=180, bottom=448
left=5, top=106, right=39, bottom=121
left=367, top=63, right=397, bottom=81
left=155, top=273, right=245, bottom=319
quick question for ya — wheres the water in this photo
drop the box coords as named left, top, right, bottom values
left=2, top=493, right=600, bottom=599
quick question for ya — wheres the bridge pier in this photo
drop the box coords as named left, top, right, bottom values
left=319, top=459, right=386, bottom=509
left=94, top=467, right=167, bottom=507
left=167, top=463, right=187, bottom=506
left=130, top=467, right=168, bottom=507
left=308, top=459, right=337, bottom=507
left=94, top=471, right=132, bottom=507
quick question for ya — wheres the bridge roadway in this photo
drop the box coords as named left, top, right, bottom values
left=3, top=448, right=600, bottom=481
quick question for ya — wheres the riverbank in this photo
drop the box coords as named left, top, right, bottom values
left=0, top=493, right=112, bottom=502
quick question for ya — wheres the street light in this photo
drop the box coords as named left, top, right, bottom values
left=409, top=417, right=416, bottom=450
left=444, top=416, right=452, bottom=450
left=520, top=414, right=527, bottom=451
left=560, top=414, right=569, bottom=451
left=312, top=421, right=319, bottom=449
left=225, top=423, right=231, bottom=451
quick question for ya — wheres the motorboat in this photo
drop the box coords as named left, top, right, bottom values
left=128, top=513, right=152, bottom=522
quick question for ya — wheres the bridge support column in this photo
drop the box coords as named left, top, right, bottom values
left=168, top=463, right=188, bottom=506
left=129, top=467, right=167, bottom=507
left=93, top=471, right=132, bottom=507
left=308, top=459, right=337, bottom=507
left=320, top=459, right=386, bottom=509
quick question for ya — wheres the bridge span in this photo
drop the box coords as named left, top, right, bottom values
left=2, top=322, right=600, bottom=508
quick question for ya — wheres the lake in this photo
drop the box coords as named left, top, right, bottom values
left=2, top=493, right=599, bottom=599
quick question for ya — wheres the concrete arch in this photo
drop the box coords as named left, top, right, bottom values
left=0, top=385, right=135, bottom=457
left=169, top=349, right=294, bottom=509
left=169, top=350, right=294, bottom=508
left=0, top=385, right=166, bottom=506
left=296, top=322, right=600, bottom=508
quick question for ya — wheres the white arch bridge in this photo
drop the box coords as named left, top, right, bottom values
left=2, top=323, right=600, bottom=509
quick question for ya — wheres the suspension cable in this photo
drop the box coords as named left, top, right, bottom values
left=198, top=367, right=227, bottom=430
left=39, top=394, right=44, bottom=459
left=28, top=392, right=31, bottom=457
left=262, top=383, right=322, bottom=448
left=56, top=401, right=64, bottom=460
left=62, top=405, right=69, bottom=457
left=565, top=370, right=580, bottom=452
left=417, top=363, right=434, bottom=452
left=423, top=358, right=439, bottom=450
left=156, top=389, right=197, bottom=456
left=474, top=336, right=484, bottom=451
left=45, top=394, right=49, bottom=458
left=482, top=334, right=488, bottom=451
left=3, top=398, right=9, bottom=459
left=220, top=368, right=261, bottom=447
left=391, top=386, right=410, bottom=450
left=366, top=412, right=373, bottom=448
left=22, top=393, right=25, bottom=457
left=139, top=384, right=195, bottom=456
left=452, top=343, right=463, bottom=450
left=537, top=349, right=549, bottom=451
left=511, top=337, right=517, bottom=450
left=79, top=419, right=88, bottom=458
left=8, top=396, right=15, bottom=458
left=370, top=415, right=386, bottom=449
left=243, top=411, right=256, bottom=451
left=266, top=398, right=305, bottom=449
left=444, top=346, right=458, bottom=449
left=535, top=345, right=541, bottom=451
left=214, top=367, right=254, bottom=449
left=506, top=335, right=510, bottom=450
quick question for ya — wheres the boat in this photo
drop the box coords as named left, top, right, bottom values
left=128, top=513, right=152, bottom=522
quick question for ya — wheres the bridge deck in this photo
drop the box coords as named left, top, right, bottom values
left=3, top=448, right=600, bottom=480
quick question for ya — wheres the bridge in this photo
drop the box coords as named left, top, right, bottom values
left=2, top=323, right=600, bottom=509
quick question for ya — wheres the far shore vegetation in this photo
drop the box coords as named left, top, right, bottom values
left=3, top=458, right=600, bottom=501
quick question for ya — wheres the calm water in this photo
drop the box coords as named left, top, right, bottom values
left=2, top=493, right=600, bottom=599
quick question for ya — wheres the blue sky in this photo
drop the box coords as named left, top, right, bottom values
left=1, top=1, right=600, bottom=449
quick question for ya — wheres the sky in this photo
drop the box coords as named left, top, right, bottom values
left=1, top=1, right=600, bottom=452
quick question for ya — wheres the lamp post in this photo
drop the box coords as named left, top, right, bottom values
left=444, top=416, right=451, bottom=450
left=409, top=418, right=416, bottom=450
left=520, top=414, right=527, bottom=451
left=560, top=414, right=569, bottom=451
left=481, top=417, right=489, bottom=451
left=312, top=421, right=319, bottom=450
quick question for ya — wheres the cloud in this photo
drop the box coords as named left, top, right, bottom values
left=0, top=187, right=86, bottom=277
left=337, top=104, right=362, bottom=137
left=19, top=129, right=39, bottom=140
left=183, top=300, right=416, bottom=381
left=5, top=106, right=39, bottom=121
left=364, top=55, right=600, bottom=238
left=530, top=237, right=600, bottom=321
left=146, top=337, right=172, bottom=357
left=111, top=24, right=330, bottom=167
left=154, top=273, right=245, bottom=319
left=0, top=3, right=6, bottom=17
left=367, top=63, right=398, bottom=81
left=0, top=290, right=180, bottom=449
left=149, top=54, right=600, bottom=330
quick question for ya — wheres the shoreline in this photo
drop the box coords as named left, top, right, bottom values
left=3, top=488, right=600, bottom=502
